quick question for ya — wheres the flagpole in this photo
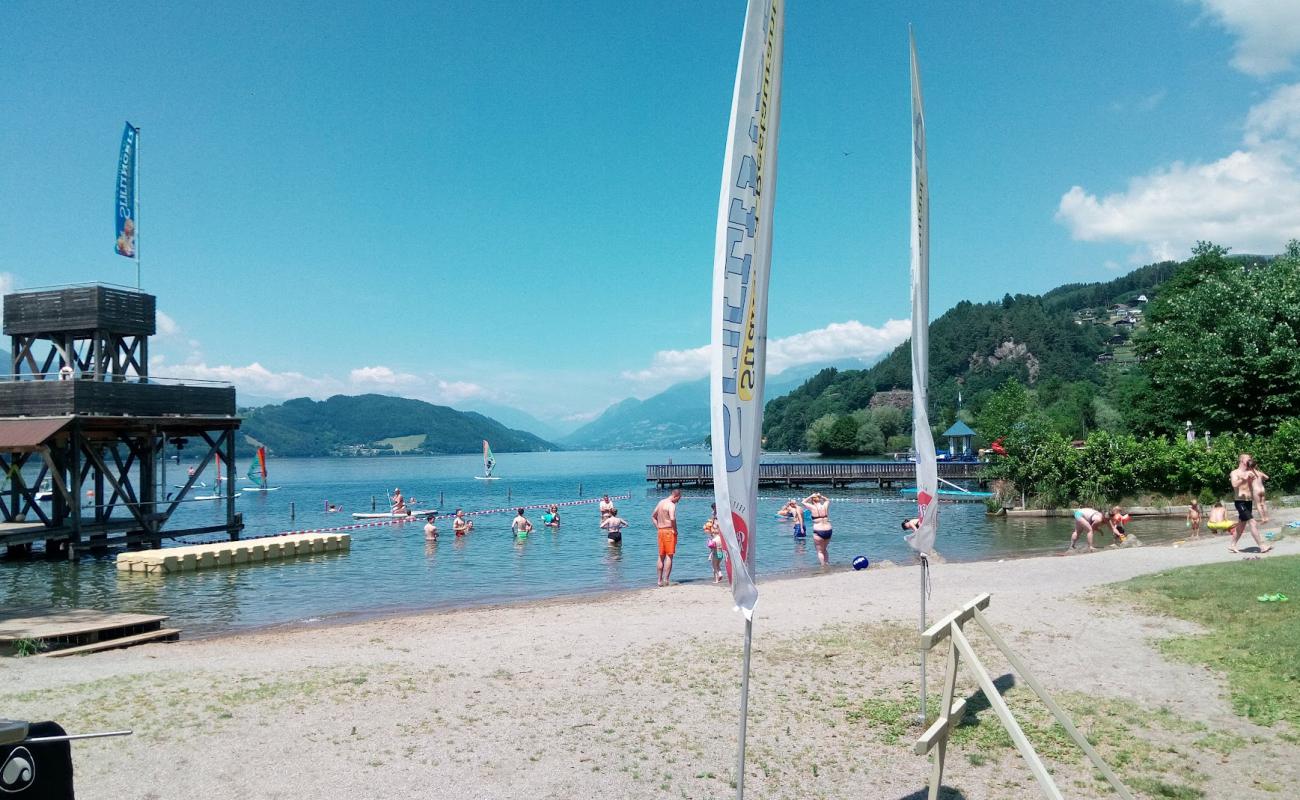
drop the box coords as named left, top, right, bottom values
left=736, top=617, right=753, bottom=800
left=135, top=125, right=141, bottom=290
left=919, top=553, right=928, bottom=723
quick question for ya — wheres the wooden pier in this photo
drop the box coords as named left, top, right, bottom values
left=646, top=461, right=985, bottom=489
left=0, top=606, right=179, bottom=657
left=116, top=531, right=351, bottom=575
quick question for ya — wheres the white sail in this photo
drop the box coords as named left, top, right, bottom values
left=710, top=0, right=785, bottom=620
left=904, top=27, right=939, bottom=556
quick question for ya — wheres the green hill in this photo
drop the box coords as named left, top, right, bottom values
left=762, top=258, right=1205, bottom=450
left=238, top=394, right=555, bottom=457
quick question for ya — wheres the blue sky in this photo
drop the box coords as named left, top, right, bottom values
left=3, top=1, right=1299, bottom=424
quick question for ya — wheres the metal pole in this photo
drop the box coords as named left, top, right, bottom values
left=290, top=501, right=295, bottom=521
left=920, top=553, right=928, bottom=724
left=735, top=617, right=753, bottom=800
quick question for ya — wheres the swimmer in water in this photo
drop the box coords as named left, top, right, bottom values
left=511, top=508, right=534, bottom=537
left=600, top=507, right=627, bottom=544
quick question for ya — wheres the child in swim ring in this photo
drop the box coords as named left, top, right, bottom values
left=1206, top=501, right=1233, bottom=533
left=544, top=504, right=561, bottom=528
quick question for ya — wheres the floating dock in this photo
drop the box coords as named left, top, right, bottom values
left=646, top=461, right=986, bottom=489
left=0, top=606, right=179, bottom=657
left=115, top=531, right=350, bottom=575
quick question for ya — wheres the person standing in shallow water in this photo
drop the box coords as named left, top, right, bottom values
left=651, top=488, right=681, bottom=586
left=802, top=492, right=832, bottom=566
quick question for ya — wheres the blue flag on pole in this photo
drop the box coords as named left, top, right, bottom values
left=115, top=122, right=138, bottom=258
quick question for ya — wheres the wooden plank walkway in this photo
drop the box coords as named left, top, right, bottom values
left=646, top=461, right=985, bottom=488
left=115, top=531, right=351, bottom=575
left=0, top=606, right=174, bottom=656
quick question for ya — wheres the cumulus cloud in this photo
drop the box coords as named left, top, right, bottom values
left=155, top=310, right=181, bottom=337
left=434, top=380, right=486, bottom=403
left=165, top=361, right=343, bottom=399
left=349, top=365, right=420, bottom=387
left=621, top=319, right=911, bottom=386
left=1193, top=0, right=1300, bottom=77
left=1057, top=81, right=1300, bottom=261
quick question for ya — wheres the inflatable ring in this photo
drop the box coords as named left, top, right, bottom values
left=1207, top=520, right=1234, bottom=531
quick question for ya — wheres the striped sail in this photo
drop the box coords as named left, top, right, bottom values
left=710, top=0, right=785, bottom=619
left=246, top=446, right=268, bottom=488
left=482, top=440, right=496, bottom=476
left=904, top=28, right=939, bottom=556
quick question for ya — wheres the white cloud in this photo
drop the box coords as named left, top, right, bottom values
left=165, top=361, right=342, bottom=399
left=156, top=310, right=181, bottom=337
left=349, top=365, right=420, bottom=387
left=1193, top=0, right=1300, bottom=77
left=1057, top=81, right=1300, bottom=261
left=621, top=319, right=910, bottom=386
left=434, top=380, right=486, bottom=403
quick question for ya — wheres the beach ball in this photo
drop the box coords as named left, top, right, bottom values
left=852, top=555, right=870, bottom=571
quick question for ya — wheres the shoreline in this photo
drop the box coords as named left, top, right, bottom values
left=165, top=511, right=1288, bottom=644
left=5, top=511, right=1297, bottom=800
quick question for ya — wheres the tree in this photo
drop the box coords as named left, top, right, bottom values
left=871, top=405, right=905, bottom=439
left=853, top=416, right=886, bottom=454
left=1137, top=242, right=1300, bottom=435
left=822, top=415, right=860, bottom=455
left=977, top=380, right=1031, bottom=441
left=805, top=414, right=837, bottom=452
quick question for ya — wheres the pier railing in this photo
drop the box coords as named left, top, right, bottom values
left=646, top=461, right=984, bottom=488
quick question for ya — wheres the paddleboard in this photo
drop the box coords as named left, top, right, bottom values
left=351, top=510, right=437, bottom=520
left=474, top=476, right=500, bottom=480
left=195, top=493, right=241, bottom=500
left=243, top=487, right=282, bottom=493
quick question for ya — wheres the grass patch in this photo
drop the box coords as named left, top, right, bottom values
left=1116, top=555, right=1300, bottom=729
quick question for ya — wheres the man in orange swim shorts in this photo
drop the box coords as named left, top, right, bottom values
left=651, top=488, right=682, bottom=587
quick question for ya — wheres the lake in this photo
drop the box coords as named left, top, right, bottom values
left=0, top=450, right=1191, bottom=636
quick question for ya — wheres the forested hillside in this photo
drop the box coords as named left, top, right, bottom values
left=763, top=251, right=1272, bottom=454
left=239, top=394, right=554, bottom=457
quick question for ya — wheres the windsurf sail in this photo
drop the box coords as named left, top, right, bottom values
left=247, top=446, right=268, bottom=489
left=482, top=440, right=496, bottom=477
left=709, top=0, right=785, bottom=621
left=904, top=28, right=938, bottom=558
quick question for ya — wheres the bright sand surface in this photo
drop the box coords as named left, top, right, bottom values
left=5, top=511, right=1299, bottom=799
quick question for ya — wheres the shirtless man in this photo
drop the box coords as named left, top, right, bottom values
left=452, top=509, right=471, bottom=536
left=390, top=487, right=407, bottom=515
left=1229, top=454, right=1271, bottom=553
left=651, top=489, right=681, bottom=586
left=599, top=494, right=614, bottom=520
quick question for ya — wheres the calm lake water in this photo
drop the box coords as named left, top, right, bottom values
left=0, top=450, right=1191, bottom=636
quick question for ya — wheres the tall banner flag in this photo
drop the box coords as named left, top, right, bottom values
left=904, top=29, right=938, bottom=558
left=114, top=122, right=139, bottom=258
left=710, top=0, right=784, bottom=621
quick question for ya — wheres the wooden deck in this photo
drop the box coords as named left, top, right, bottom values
left=0, top=605, right=176, bottom=656
left=646, top=461, right=986, bottom=488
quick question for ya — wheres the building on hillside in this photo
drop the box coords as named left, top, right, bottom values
left=1137, top=294, right=1149, bottom=303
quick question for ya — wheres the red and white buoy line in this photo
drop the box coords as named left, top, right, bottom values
left=268, top=493, right=633, bottom=538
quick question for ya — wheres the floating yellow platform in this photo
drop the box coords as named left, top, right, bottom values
left=115, top=532, right=351, bottom=575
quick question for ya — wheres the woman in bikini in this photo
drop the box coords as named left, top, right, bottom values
left=1069, top=506, right=1126, bottom=551
left=801, top=492, right=833, bottom=566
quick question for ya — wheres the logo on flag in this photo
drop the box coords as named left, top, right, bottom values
left=115, top=123, right=138, bottom=258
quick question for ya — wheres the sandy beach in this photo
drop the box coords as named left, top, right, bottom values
left=5, top=512, right=1298, bottom=800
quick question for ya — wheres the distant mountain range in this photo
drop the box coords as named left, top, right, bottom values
left=238, top=394, right=554, bottom=457
left=559, top=359, right=879, bottom=450
left=454, top=401, right=575, bottom=441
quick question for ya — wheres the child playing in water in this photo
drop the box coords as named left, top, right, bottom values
left=704, top=503, right=724, bottom=583
left=1069, top=506, right=1128, bottom=550
left=1186, top=499, right=1202, bottom=538
left=1206, top=501, right=1233, bottom=534
left=600, top=507, right=627, bottom=544
left=543, top=504, right=561, bottom=528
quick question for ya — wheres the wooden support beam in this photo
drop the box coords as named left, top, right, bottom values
left=950, top=625, right=1064, bottom=800
left=920, top=593, right=991, bottom=649
left=972, top=608, right=1135, bottom=800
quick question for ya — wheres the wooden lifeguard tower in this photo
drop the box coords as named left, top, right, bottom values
left=0, top=285, right=243, bottom=557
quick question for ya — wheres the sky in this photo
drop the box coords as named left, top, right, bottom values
left=3, top=1, right=1300, bottom=426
